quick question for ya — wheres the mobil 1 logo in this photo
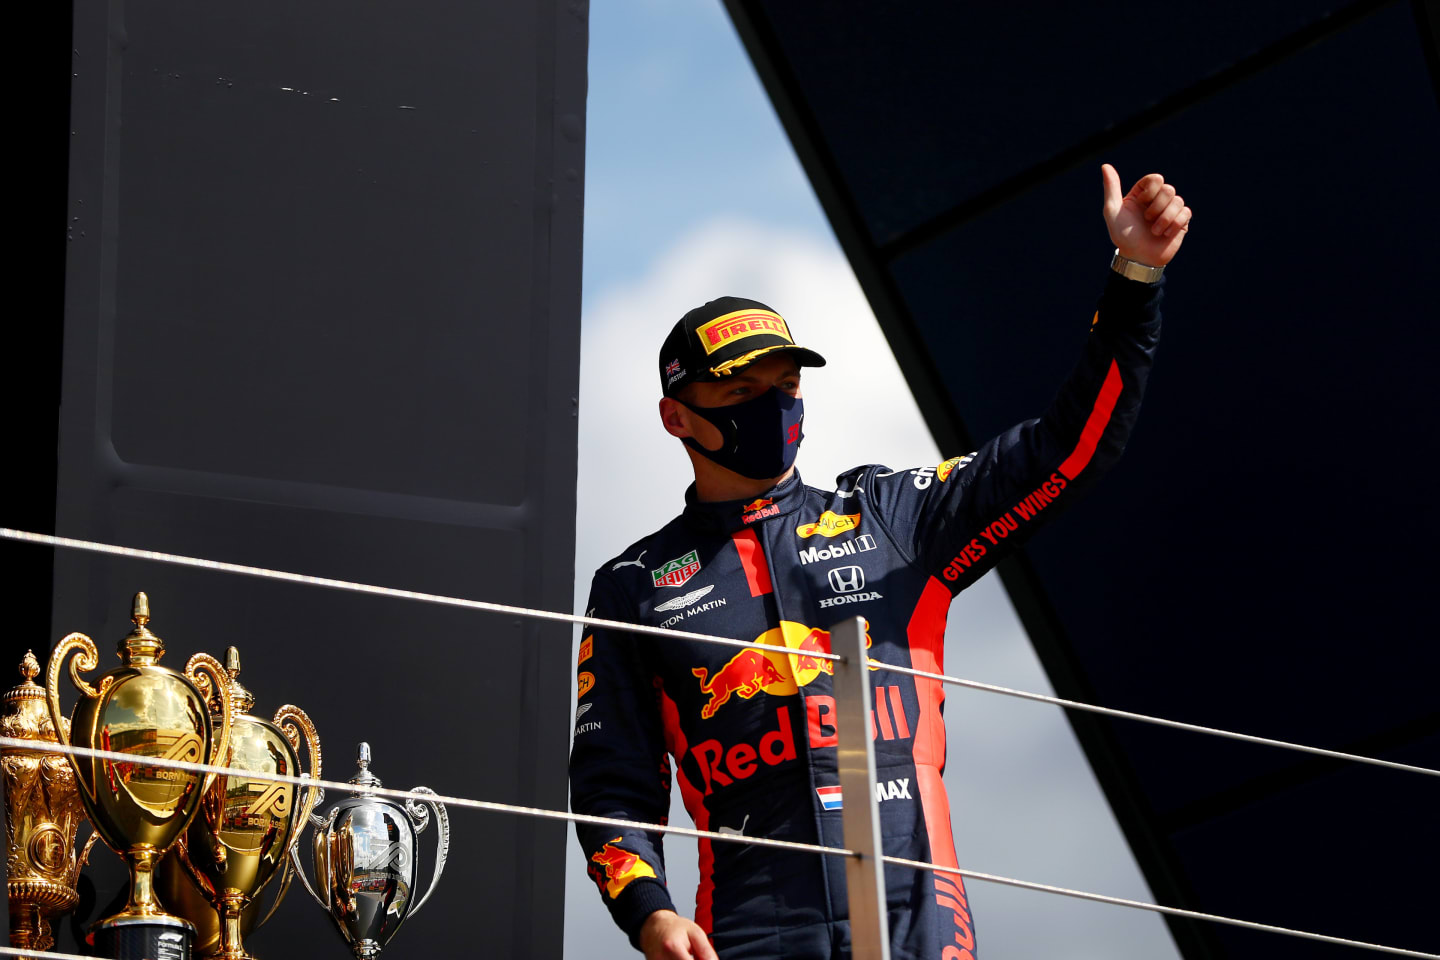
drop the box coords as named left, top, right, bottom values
left=798, top=533, right=876, bottom=565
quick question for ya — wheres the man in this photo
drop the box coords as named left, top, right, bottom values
left=570, top=165, right=1190, bottom=960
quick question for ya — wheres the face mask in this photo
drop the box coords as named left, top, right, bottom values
left=681, top=388, right=805, bottom=481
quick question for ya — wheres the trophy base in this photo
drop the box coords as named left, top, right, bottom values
left=89, top=915, right=196, bottom=960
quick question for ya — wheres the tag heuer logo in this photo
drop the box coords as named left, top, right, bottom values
left=652, top=550, right=702, bottom=588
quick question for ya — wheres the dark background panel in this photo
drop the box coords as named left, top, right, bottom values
left=108, top=2, right=537, bottom=504
left=889, top=0, right=1440, bottom=799
left=751, top=0, right=1376, bottom=246
left=5, top=0, right=586, bottom=957
left=727, top=0, right=1440, bottom=956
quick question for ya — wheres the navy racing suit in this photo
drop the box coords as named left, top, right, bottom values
left=570, top=271, right=1163, bottom=958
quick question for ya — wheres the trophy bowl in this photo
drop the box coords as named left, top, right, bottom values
left=45, top=592, right=232, bottom=959
left=292, top=743, right=449, bottom=959
left=158, top=647, right=321, bottom=959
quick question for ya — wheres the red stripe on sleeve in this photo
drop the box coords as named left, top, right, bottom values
left=1057, top=359, right=1124, bottom=481
left=731, top=529, right=773, bottom=597
left=907, top=577, right=958, bottom=869
left=660, top=688, right=713, bottom=934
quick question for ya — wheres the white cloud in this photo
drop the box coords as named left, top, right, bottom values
left=566, top=218, right=1178, bottom=960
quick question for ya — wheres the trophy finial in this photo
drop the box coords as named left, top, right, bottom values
left=223, top=647, right=254, bottom=717
left=118, top=591, right=164, bottom=665
left=4, top=650, right=52, bottom=729
left=349, top=742, right=382, bottom=790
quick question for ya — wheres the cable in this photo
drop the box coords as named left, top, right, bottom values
left=6, top=736, right=1432, bottom=958
left=0, top=736, right=854, bottom=861
left=0, top=528, right=837, bottom=662
left=883, top=855, right=1440, bottom=959
left=866, top=660, right=1439, bottom=779
left=0, top=948, right=96, bottom=960
left=6, top=527, right=1431, bottom=779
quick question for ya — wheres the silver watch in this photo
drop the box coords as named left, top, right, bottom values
left=1110, top=249, right=1165, bottom=283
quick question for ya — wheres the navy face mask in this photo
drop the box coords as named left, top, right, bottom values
left=681, top=387, right=805, bottom=481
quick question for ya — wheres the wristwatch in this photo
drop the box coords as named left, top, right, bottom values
left=1110, top=249, right=1165, bottom=283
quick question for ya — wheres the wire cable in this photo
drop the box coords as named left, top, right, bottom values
left=4, top=736, right=1432, bottom=958
left=865, top=660, right=1438, bottom=778
left=0, top=736, right=854, bottom=861
left=0, top=947, right=98, bottom=960
left=0, top=528, right=837, bottom=661
left=883, top=855, right=1439, bottom=959
left=6, top=527, right=1431, bottom=779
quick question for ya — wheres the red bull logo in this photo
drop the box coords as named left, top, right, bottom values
left=691, top=684, right=911, bottom=796
left=588, top=838, right=657, bottom=899
left=691, top=622, right=872, bottom=719
left=741, top=498, right=779, bottom=525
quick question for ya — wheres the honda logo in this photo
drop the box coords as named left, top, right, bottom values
left=827, top=566, right=865, bottom=593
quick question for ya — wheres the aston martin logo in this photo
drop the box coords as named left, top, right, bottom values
left=654, top=585, right=715, bottom=612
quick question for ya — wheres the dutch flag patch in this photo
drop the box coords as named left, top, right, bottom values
left=816, top=785, right=843, bottom=811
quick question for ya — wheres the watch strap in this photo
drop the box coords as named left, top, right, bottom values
left=1110, top=249, right=1165, bottom=283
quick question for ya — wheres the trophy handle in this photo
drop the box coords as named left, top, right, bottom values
left=172, top=835, right=217, bottom=899
left=256, top=851, right=295, bottom=928
left=288, top=808, right=332, bottom=910
left=273, top=704, right=323, bottom=832
left=45, top=633, right=111, bottom=794
left=72, top=828, right=101, bottom=883
left=404, top=786, right=449, bottom=919
left=184, top=653, right=233, bottom=794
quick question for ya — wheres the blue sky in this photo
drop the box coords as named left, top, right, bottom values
left=567, top=4, right=1180, bottom=959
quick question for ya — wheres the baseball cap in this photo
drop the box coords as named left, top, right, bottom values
left=658, top=296, right=827, bottom=397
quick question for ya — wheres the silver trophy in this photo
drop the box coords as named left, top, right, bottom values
left=290, top=743, right=449, bottom=958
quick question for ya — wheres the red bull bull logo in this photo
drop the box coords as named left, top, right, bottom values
left=691, top=622, right=872, bottom=719
left=740, top=497, right=779, bottom=525
left=588, top=838, right=658, bottom=899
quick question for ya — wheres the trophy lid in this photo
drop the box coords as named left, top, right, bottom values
left=1, top=650, right=64, bottom=745
left=348, top=742, right=384, bottom=790
left=118, top=591, right=166, bottom=666
left=214, top=646, right=256, bottom=717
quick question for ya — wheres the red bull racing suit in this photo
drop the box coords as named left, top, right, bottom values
left=570, top=271, right=1163, bottom=958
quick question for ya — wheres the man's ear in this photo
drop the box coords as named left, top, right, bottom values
left=659, top=397, right=693, bottom=438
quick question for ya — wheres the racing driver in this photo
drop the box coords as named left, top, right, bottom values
left=570, top=165, right=1191, bottom=959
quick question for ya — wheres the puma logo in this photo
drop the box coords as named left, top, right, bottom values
left=611, top=550, right=647, bottom=571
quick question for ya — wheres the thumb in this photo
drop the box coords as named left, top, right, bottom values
left=1100, top=163, right=1123, bottom=223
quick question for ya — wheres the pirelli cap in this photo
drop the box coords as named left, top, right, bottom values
left=659, top=296, right=827, bottom=396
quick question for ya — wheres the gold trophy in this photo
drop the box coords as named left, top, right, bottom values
left=4, top=650, right=99, bottom=951
left=157, top=646, right=322, bottom=959
left=45, top=591, right=233, bottom=960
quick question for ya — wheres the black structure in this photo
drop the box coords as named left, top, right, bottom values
left=8, top=1, right=586, bottom=957
left=724, top=1, right=1439, bottom=957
